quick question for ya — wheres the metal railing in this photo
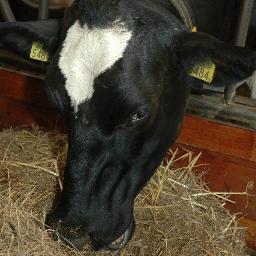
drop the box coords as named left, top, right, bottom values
left=0, top=0, right=50, bottom=21
left=0, top=0, right=15, bottom=21
left=235, top=0, right=254, bottom=47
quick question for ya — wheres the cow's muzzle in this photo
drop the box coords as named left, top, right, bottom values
left=45, top=214, right=89, bottom=250
left=45, top=215, right=135, bottom=251
left=106, top=218, right=135, bottom=250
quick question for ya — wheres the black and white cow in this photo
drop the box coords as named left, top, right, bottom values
left=0, top=0, right=256, bottom=251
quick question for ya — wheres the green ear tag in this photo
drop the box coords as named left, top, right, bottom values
left=30, top=42, right=49, bottom=62
left=189, top=60, right=216, bottom=84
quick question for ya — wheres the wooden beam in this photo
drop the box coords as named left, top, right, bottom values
left=187, top=92, right=256, bottom=130
left=178, top=115, right=256, bottom=163
left=0, top=95, right=62, bottom=129
left=0, top=69, right=51, bottom=108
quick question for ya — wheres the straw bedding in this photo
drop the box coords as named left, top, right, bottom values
left=0, top=128, right=249, bottom=255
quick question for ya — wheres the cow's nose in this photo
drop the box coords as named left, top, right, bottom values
left=107, top=218, right=135, bottom=250
left=45, top=214, right=89, bottom=251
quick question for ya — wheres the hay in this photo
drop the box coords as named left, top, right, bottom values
left=0, top=128, right=249, bottom=256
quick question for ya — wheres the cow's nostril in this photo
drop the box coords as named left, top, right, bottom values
left=45, top=214, right=59, bottom=231
left=45, top=214, right=89, bottom=251
left=107, top=219, right=135, bottom=250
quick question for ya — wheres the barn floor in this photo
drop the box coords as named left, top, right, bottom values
left=0, top=128, right=249, bottom=256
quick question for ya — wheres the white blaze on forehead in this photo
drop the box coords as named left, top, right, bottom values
left=58, top=20, right=132, bottom=111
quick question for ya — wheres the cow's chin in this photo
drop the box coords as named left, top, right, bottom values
left=45, top=215, right=135, bottom=251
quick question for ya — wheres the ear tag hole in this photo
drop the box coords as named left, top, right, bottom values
left=30, top=42, right=49, bottom=62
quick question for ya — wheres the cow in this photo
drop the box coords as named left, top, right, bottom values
left=0, top=0, right=255, bottom=251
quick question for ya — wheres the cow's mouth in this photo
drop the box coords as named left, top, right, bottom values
left=107, top=219, right=135, bottom=250
left=45, top=215, right=90, bottom=250
left=46, top=215, right=135, bottom=251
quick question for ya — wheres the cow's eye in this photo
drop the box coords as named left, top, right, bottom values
left=131, top=106, right=149, bottom=124
left=118, top=106, right=149, bottom=130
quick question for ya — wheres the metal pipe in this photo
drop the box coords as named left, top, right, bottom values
left=235, top=0, right=254, bottom=47
left=0, top=0, right=16, bottom=21
left=38, top=0, right=49, bottom=20
left=168, top=0, right=194, bottom=30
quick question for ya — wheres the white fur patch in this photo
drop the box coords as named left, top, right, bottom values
left=58, top=20, right=132, bottom=111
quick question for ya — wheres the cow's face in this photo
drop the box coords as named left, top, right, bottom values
left=44, top=7, right=189, bottom=249
left=1, top=0, right=255, bottom=251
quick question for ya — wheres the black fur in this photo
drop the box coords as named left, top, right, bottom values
left=0, top=19, right=59, bottom=59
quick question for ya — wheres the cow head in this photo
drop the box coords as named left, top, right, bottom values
left=0, top=0, right=255, bottom=251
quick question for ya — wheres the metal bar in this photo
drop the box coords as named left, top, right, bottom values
left=38, top=0, right=49, bottom=20
left=235, top=0, right=254, bottom=47
left=0, top=0, right=16, bottom=21
left=168, top=0, right=194, bottom=30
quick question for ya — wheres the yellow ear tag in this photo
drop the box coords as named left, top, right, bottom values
left=192, top=26, right=197, bottom=32
left=189, top=60, right=216, bottom=84
left=30, top=42, right=49, bottom=62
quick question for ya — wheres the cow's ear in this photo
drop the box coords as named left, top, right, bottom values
left=174, top=32, right=256, bottom=102
left=0, top=19, right=60, bottom=61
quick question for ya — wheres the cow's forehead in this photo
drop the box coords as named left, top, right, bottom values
left=58, top=20, right=132, bottom=112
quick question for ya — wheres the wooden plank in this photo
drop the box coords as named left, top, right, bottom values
left=0, top=96, right=63, bottom=129
left=178, top=115, right=256, bottom=163
left=0, top=49, right=45, bottom=78
left=187, top=94, right=256, bottom=130
left=0, top=69, right=52, bottom=109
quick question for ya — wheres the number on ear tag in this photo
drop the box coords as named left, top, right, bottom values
left=189, top=60, right=215, bottom=84
left=30, top=42, right=49, bottom=62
